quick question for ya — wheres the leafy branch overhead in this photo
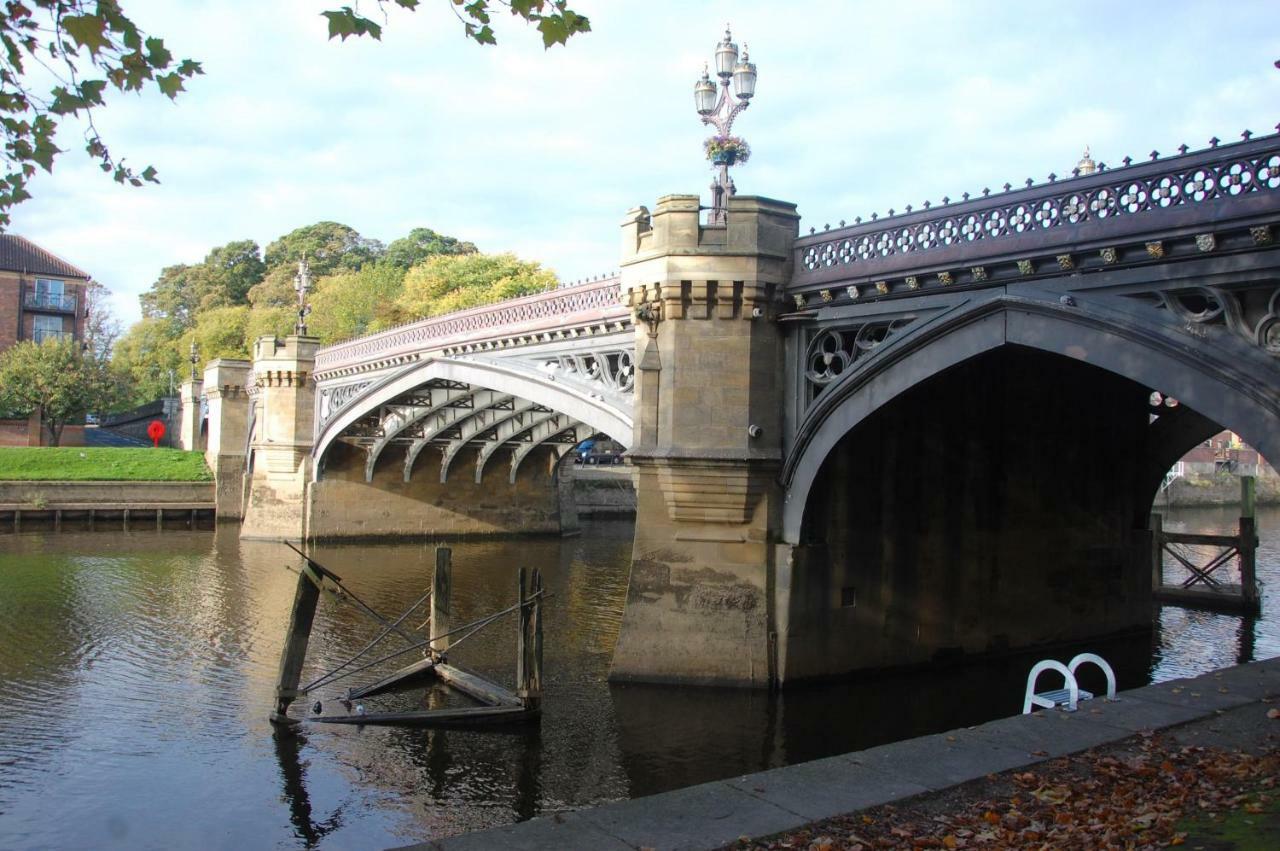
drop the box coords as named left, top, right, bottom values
left=323, top=0, right=590, bottom=48
left=0, top=1, right=588, bottom=231
left=0, top=1, right=205, bottom=228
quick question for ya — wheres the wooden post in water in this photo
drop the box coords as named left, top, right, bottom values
left=516, top=568, right=528, bottom=703
left=1240, top=476, right=1259, bottom=611
left=431, top=547, right=451, bottom=657
left=1149, top=513, right=1164, bottom=591
left=269, top=564, right=322, bottom=725
left=528, top=569, right=543, bottom=710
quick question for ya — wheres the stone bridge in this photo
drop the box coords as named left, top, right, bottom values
left=194, top=131, right=1280, bottom=687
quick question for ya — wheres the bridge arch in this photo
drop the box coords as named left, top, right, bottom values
left=781, top=291, right=1280, bottom=544
left=313, top=355, right=633, bottom=483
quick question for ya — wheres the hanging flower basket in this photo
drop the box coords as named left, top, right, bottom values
left=704, top=135, right=751, bottom=166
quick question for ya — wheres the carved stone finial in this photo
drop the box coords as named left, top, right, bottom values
left=1076, top=146, right=1097, bottom=176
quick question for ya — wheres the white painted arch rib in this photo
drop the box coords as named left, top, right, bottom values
left=313, top=356, right=633, bottom=479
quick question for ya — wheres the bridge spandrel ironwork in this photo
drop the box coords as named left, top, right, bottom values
left=789, top=133, right=1280, bottom=298
left=310, top=276, right=635, bottom=484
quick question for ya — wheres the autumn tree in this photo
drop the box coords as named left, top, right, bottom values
left=0, top=337, right=119, bottom=444
left=393, top=252, right=556, bottom=321
left=307, top=263, right=407, bottom=342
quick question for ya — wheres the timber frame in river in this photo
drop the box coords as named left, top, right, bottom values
left=267, top=542, right=544, bottom=728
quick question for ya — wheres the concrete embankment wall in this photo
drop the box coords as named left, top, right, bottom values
left=0, top=480, right=214, bottom=505
left=573, top=465, right=636, bottom=516
left=1156, top=474, right=1280, bottom=507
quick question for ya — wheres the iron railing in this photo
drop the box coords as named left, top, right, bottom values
left=23, top=290, right=77, bottom=312
left=315, top=276, right=628, bottom=375
left=31, top=328, right=70, bottom=344
left=792, top=131, right=1280, bottom=288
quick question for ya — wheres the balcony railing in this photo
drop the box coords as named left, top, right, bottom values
left=32, top=328, right=70, bottom=344
left=24, top=291, right=77, bottom=312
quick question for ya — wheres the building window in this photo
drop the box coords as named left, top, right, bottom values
left=35, top=278, right=64, bottom=298
left=32, top=314, right=66, bottom=343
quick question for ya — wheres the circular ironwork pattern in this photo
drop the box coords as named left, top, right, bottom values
left=797, top=150, right=1280, bottom=273
left=804, top=330, right=852, bottom=384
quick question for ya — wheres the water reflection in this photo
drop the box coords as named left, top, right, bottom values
left=273, top=730, right=344, bottom=848
left=0, top=508, right=1275, bottom=849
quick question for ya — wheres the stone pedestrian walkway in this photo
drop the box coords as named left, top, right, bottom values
left=393, top=657, right=1280, bottom=851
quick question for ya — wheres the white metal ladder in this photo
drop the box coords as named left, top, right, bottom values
left=1023, top=652, right=1117, bottom=713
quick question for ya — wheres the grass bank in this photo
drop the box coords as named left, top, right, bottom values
left=0, top=447, right=212, bottom=482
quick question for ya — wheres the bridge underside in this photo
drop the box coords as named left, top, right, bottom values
left=774, top=341, right=1249, bottom=682
left=310, top=376, right=605, bottom=540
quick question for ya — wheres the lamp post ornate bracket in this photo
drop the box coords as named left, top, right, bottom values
left=694, top=25, right=758, bottom=225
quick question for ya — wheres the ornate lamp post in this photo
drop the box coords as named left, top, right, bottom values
left=188, top=340, right=199, bottom=381
left=294, top=257, right=313, bottom=336
left=694, top=25, right=757, bottom=224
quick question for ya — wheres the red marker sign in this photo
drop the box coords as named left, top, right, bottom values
left=147, top=420, right=166, bottom=447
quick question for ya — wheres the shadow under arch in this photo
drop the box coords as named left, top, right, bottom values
left=781, top=292, right=1280, bottom=544
left=313, top=356, right=633, bottom=480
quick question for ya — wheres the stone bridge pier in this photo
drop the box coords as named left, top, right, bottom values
left=610, top=194, right=799, bottom=686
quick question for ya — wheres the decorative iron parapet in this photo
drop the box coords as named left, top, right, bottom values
left=792, top=132, right=1280, bottom=291
left=314, top=276, right=627, bottom=376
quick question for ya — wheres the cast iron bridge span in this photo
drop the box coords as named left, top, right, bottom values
left=311, top=276, right=635, bottom=486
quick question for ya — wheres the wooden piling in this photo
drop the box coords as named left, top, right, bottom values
left=431, top=547, right=451, bottom=656
left=1240, top=515, right=1259, bottom=611
left=270, top=564, right=322, bottom=726
left=528, top=569, right=543, bottom=709
left=1240, top=476, right=1259, bottom=610
left=516, top=567, right=528, bottom=701
left=122, top=508, right=129, bottom=530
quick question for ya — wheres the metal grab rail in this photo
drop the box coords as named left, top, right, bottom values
left=1023, top=653, right=1116, bottom=714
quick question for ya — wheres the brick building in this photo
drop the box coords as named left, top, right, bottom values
left=0, top=235, right=91, bottom=445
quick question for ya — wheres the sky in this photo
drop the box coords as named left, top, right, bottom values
left=11, top=0, right=1280, bottom=327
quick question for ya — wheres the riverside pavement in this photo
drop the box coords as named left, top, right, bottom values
left=392, top=657, right=1280, bottom=851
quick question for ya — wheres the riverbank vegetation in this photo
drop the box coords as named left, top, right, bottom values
left=0, top=448, right=211, bottom=481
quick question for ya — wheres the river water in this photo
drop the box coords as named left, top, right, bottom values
left=0, top=507, right=1276, bottom=849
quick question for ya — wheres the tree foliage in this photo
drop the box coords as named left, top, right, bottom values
left=307, top=262, right=406, bottom=342
left=0, top=1, right=587, bottom=227
left=263, top=221, right=384, bottom=277
left=395, top=252, right=556, bottom=319
left=0, top=336, right=119, bottom=444
left=118, top=221, right=554, bottom=406
left=323, top=1, right=590, bottom=48
left=384, top=226, right=476, bottom=269
left=110, top=315, right=182, bottom=406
